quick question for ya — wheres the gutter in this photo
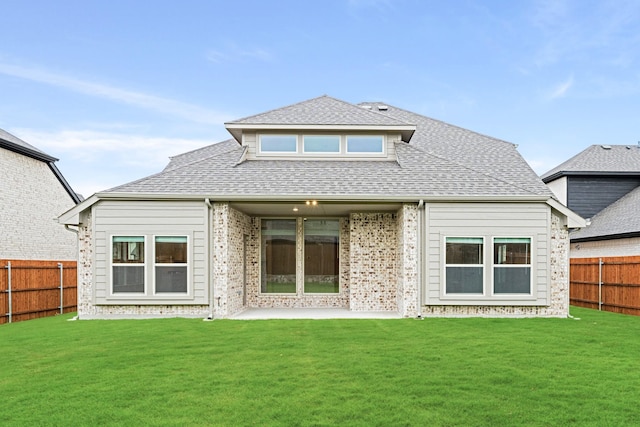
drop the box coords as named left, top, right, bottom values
left=416, top=199, right=424, bottom=318
left=204, top=198, right=214, bottom=320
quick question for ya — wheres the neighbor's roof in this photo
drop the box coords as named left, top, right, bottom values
left=570, top=185, right=640, bottom=242
left=104, top=96, right=552, bottom=200
left=0, top=128, right=57, bottom=162
left=541, top=144, right=640, bottom=182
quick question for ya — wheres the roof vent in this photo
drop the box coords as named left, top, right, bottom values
left=361, top=105, right=372, bottom=110
left=378, top=105, right=388, bottom=111
left=601, top=145, right=611, bottom=150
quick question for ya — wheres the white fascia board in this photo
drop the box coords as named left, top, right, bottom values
left=95, top=192, right=550, bottom=203
left=546, top=198, right=587, bottom=228
left=57, top=194, right=100, bottom=225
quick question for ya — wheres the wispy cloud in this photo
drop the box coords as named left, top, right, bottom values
left=205, top=43, right=273, bottom=64
left=0, top=62, right=233, bottom=124
left=548, top=75, right=574, bottom=99
left=13, top=128, right=219, bottom=196
left=15, top=128, right=211, bottom=167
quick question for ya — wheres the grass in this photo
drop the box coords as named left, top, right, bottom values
left=1, top=307, right=640, bottom=426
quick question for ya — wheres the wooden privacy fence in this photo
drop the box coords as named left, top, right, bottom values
left=570, top=256, right=640, bottom=316
left=0, top=260, right=77, bottom=324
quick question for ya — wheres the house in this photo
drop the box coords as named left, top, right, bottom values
left=541, top=144, right=640, bottom=258
left=58, top=96, right=583, bottom=319
left=1, top=128, right=80, bottom=261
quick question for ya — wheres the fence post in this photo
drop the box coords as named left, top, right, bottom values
left=5, top=261, right=12, bottom=323
left=58, top=263, right=64, bottom=314
left=598, top=258, right=603, bottom=311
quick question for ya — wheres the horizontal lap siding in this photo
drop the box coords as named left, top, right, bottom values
left=426, top=203, right=550, bottom=306
left=93, top=201, right=208, bottom=305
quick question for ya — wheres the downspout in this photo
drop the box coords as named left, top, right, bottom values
left=205, top=198, right=214, bottom=320
left=416, top=199, right=425, bottom=319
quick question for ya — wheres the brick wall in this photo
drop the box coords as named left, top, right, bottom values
left=0, top=149, right=77, bottom=260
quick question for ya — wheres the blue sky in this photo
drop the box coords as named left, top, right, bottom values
left=1, top=0, right=639, bottom=197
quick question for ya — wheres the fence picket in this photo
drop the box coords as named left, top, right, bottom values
left=0, top=260, right=77, bottom=324
left=570, top=256, right=640, bottom=316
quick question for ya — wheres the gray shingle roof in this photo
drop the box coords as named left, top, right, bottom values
left=570, top=185, right=640, bottom=241
left=541, top=144, right=640, bottom=181
left=227, top=95, right=412, bottom=126
left=105, top=96, right=552, bottom=199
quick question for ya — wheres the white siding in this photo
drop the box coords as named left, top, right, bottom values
left=426, top=202, right=551, bottom=306
left=93, top=200, right=208, bottom=305
left=0, top=148, right=77, bottom=260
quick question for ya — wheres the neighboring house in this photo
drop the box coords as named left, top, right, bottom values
left=541, top=144, right=640, bottom=258
left=1, top=128, right=81, bottom=261
left=59, top=96, right=583, bottom=319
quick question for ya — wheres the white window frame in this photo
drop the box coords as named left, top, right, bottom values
left=110, top=235, right=146, bottom=295
left=259, top=134, right=299, bottom=154
left=153, top=235, right=190, bottom=295
left=259, top=217, right=342, bottom=296
left=302, top=135, right=342, bottom=155
left=443, top=236, right=485, bottom=296
left=491, top=237, right=533, bottom=296
left=346, top=135, right=386, bottom=156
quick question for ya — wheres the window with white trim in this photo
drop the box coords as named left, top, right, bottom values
left=493, top=238, right=531, bottom=294
left=303, top=135, right=340, bottom=153
left=112, top=236, right=145, bottom=293
left=260, top=135, right=297, bottom=153
left=155, top=236, right=188, bottom=293
left=346, top=135, right=384, bottom=153
left=445, top=237, right=484, bottom=294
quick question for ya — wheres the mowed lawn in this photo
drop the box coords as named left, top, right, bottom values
left=1, top=307, right=639, bottom=426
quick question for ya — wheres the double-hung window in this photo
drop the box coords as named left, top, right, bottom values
left=493, top=238, right=531, bottom=294
left=155, top=236, right=188, bottom=293
left=112, top=236, right=145, bottom=293
left=445, top=237, right=484, bottom=294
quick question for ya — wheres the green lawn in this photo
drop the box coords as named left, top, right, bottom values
left=1, top=307, right=639, bottom=426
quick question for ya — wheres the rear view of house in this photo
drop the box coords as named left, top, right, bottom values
left=59, top=96, right=583, bottom=319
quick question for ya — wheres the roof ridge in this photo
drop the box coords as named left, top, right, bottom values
left=168, top=138, right=236, bottom=161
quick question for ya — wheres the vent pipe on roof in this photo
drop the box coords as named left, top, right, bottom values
left=361, top=105, right=372, bottom=110
left=378, top=105, right=388, bottom=111
left=601, top=145, right=611, bottom=150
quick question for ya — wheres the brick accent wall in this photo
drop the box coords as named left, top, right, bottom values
left=0, top=149, right=76, bottom=260
left=349, top=213, right=398, bottom=311
left=397, top=204, right=419, bottom=317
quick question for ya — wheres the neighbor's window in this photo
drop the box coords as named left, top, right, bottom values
left=112, top=236, right=145, bottom=293
left=445, top=237, right=484, bottom=294
left=303, top=135, right=340, bottom=153
left=260, top=135, right=297, bottom=153
left=155, top=236, right=188, bottom=293
left=261, top=219, right=297, bottom=293
left=346, top=135, right=384, bottom=153
left=493, top=238, right=531, bottom=294
left=304, top=219, right=339, bottom=294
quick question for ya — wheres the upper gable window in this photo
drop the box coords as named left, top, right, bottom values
left=303, top=135, right=340, bottom=153
left=260, top=135, right=297, bottom=153
left=346, top=135, right=384, bottom=154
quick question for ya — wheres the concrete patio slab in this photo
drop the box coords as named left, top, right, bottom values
left=229, top=308, right=403, bottom=320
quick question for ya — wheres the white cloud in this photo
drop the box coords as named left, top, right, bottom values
left=548, top=75, right=574, bottom=99
left=15, top=128, right=212, bottom=167
left=0, top=62, right=233, bottom=124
